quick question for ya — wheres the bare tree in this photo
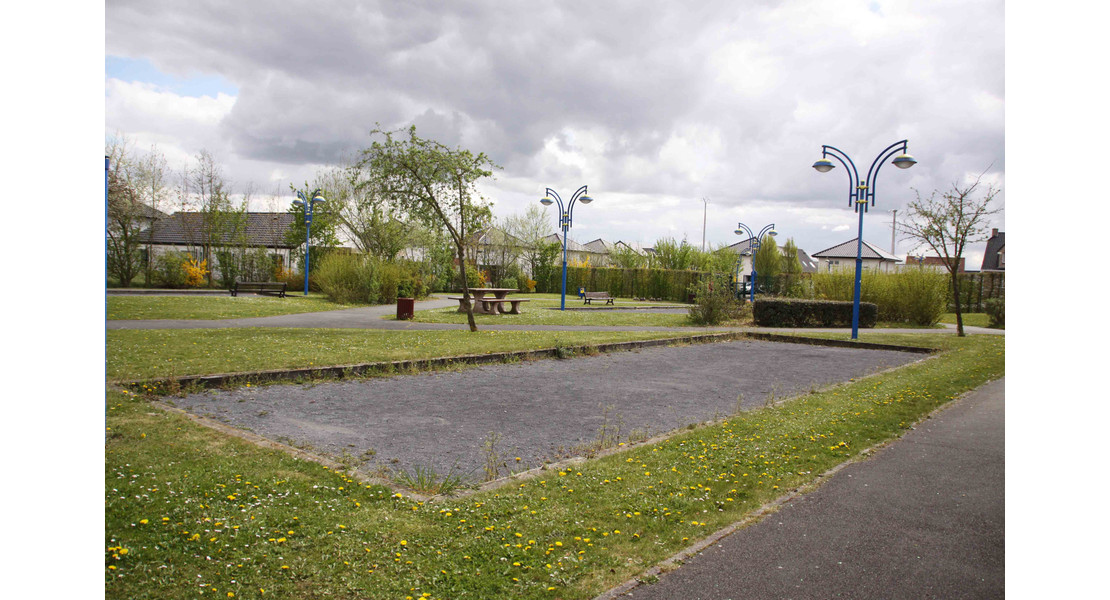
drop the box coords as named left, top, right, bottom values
left=898, top=171, right=1002, bottom=336
left=105, top=137, right=144, bottom=287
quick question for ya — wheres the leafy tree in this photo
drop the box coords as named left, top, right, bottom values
left=779, top=238, right=804, bottom=296
left=286, top=181, right=343, bottom=277
left=752, top=234, right=781, bottom=294
left=608, top=243, right=646, bottom=269
left=353, top=126, right=496, bottom=331
left=898, top=172, right=1002, bottom=336
left=105, top=138, right=145, bottom=287
left=651, top=237, right=696, bottom=270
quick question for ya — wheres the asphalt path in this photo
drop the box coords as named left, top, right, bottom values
left=612, top=378, right=1005, bottom=600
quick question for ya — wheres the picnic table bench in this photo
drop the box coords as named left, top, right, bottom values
left=583, top=291, right=614, bottom=305
left=230, top=280, right=287, bottom=297
left=447, top=288, right=531, bottom=315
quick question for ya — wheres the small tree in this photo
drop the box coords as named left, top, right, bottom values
left=899, top=172, right=1002, bottom=336
left=354, top=126, right=496, bottom=332
left=752, top=235, right=781, bottom=294
left=105, top=139, right=144, bottom=287
left=779, top=238, right=804, bottom=296
left=609, top=243, right=646, bottom=269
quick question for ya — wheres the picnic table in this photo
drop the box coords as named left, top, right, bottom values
left=447, top=287, right=530, bottom=315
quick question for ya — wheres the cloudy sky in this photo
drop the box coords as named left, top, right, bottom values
left=105, top=0, right=1004, bottom=265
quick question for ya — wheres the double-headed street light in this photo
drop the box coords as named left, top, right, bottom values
left=812, top=140, right=916, bottom=339
left=292, top=188, right=326, bottom=296
left=540, top=185, right=593, bottom=310
left=733, top=222, right=776, bottom=303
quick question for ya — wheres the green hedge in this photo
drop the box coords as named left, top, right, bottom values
left=753, top=298, right=877, bottom=328
left=535, top=266, right=707, bottom=302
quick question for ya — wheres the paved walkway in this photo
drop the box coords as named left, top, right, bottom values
left=609, top=378, right=1005, bottom=600
left=105, top=295, right=1004, bottom=335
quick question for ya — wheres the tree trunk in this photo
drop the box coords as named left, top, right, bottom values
left=950, top=272, right=965, bottom=337
left=457, top=244, right=478, bottom=332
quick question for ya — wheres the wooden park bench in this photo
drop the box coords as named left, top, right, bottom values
left=230, top=280, right=287, bottom=298
left=583, top=291, right=614, bottom=305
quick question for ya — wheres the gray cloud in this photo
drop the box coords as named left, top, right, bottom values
left=106, top=0, right=1004, bottom=257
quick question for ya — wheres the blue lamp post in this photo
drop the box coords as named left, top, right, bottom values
left=733, top=222, right=776, bottom=302
left=292, top=188, right=326, bottom=296
left=812, top=140, right=916, bottom=339
left=540, top=185, right=593, bottom=310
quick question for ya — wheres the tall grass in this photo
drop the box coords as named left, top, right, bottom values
left=313, top=253, right=382, bottom=304
left=809, top=268, right=948, bottom=325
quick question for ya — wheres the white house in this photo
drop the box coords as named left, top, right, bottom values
left=810, top=238, right=902, bottom=272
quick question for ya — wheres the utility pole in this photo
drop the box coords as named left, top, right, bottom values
left=701, top=197, right=709, bottom=251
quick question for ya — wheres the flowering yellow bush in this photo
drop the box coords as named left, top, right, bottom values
left=526, top=279, right=537, bottom=292
left=183, top=257, right=209, bottom=288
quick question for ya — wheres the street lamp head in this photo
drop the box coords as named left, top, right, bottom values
left=733, top=229, right=743, bottom=236
left=891, top=153, right=917, bottom=169
left=293, top=199, right=305, bottom=207
left=578, top=194, right=593, bottom=204
left=768, top=229, right=778, bottom=237
left=812, top=158, right=835, bottom=173
left=540, top=196, right=554, bottom=206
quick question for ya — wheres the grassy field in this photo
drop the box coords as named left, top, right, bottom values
left=107, top=294, right=367, bottom=320
left=105, top=331, right=1003, bottom=599
left=106, top=328, right=691, bottom=381
left=939, top=312, right=992, bottom=328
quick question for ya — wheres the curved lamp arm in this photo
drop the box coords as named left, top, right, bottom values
left=863, top=140, right=910, bottom=208
left=817, top=145, right=861, bottom=208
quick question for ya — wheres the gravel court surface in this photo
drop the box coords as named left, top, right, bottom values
left=171, top=339, right=923, bottom=482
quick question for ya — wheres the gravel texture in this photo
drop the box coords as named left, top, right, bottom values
left=171, top=339, right=922, bottom=483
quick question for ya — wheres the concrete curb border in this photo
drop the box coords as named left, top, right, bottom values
left=117, top=331, right=932, bottom=392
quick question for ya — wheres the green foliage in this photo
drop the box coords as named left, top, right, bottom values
left=608, top=244, right=647, bottom=269
left=810, top=269, right=948, bottom=325
left=312, top=253, right=381, bottom=304
left=752, top=235, right=781, bottom=292
left=753, top=298, right=878, bottom=328
left=651, top=237, right=696, bottom=270
left=687, top=274, right=741, bottom=325
left=534, top=265, right=707, bottom=302
left=354, top=126, right=499, bottom=331
left=984, top=296, right=1005, bottom=328
left=152, top=251, right=189, bottom=288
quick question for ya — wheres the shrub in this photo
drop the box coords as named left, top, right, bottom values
left=687, top=274, right=741, bottom=325
left=313, top=253, right=380, bottom=304
left=501, top=276, right=518, bottom=291
left=153, top=251, right=189, bottom=289
left=894, top=268, right=948, bottom=325
left=183, top=257, right=208, bottom=288
left=753, top=298, right=877, bottom=328
left=984, top=296, right=1005, bottom=328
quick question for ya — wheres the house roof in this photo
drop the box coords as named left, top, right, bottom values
left=911, top=255, right=967, bottom=272
left=139, top=212, right=297, bottom=248
left=811, top=238, right=901, bottom=262
left=543, top=233, right=593, bottom=253
left=582, top=238, right=612, bottom=253
left=981, top=230, right=1005, bottom=270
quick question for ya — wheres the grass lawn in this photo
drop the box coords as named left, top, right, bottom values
left=939, top=312, right=992, bottom=328
left=409, top=293, right=732, bottom=328
left=107, top=294, right=368, bottom=320
left=106, top=328, right=691, bottom=381
left=105, top=332, right=1003, bottom=599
